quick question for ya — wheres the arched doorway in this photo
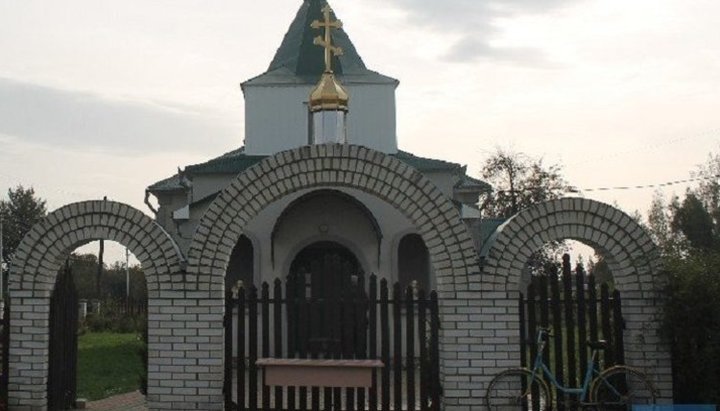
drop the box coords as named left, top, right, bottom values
left=288, top=241, right=363, bottom=356
left=289, top=241, right=362, bottom=300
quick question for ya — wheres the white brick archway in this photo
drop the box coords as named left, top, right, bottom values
left=7, top=200, right=185, bottom=410
left=186, top=144, right=490, bottom=410
left=481, top=197, right=672, bottom=401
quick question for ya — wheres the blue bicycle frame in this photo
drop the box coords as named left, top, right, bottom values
left=527, top=328, right=603, bottom=402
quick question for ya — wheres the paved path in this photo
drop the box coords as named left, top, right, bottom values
left=84, top=391, right=147, bottom=411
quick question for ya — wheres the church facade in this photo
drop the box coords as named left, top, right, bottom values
left=146, top=0, right=490, bottom=300
left=5, top=1, right=673, bottom=410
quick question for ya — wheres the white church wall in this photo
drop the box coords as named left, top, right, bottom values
left=192, top=174, right=237, bottom=202
left=243, top=83, right=398, bottom=155
left=240, top=187, right=418, bottom=285
left=422, top=170, right=461, bottom=198
left=161, top=167, right=465, bottom=264
left=345, top=84, right=398, bottom=153
left=244, top=86, right=311, bottom=155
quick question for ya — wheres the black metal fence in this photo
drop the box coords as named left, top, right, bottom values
left=519, top=255, right=625, bottom=411
left=224, top=274, right=441, bottom=411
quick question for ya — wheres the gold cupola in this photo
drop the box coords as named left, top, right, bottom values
left=308, top=4, right=349, bottom=144
left=309, top=72, right=349, bottom=112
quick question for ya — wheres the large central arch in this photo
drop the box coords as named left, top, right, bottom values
left=186, top=144, right=487, bottom=409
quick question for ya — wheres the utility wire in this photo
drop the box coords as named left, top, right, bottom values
left=493, top=174, right=720, bottom=195
left=569, top=174, right=720, bottom=194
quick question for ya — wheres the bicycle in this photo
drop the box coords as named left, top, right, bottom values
left=485, top=327, right=657, bottom=410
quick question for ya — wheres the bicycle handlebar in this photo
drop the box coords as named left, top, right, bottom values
left=537, top=327, right=552, bottom=337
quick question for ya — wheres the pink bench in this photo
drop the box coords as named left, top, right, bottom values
left=256, top=358, right=384, bottom=388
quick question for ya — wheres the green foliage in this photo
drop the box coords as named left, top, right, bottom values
left=481, top=149, right=570, bottom=218
left=482, top=148, right=572, bottom=274
left=68, top=253, right=146, bottom=300
left=77, top=332, right=144, bottom=401
left=661, top=252, right=720, bottom=403
left=647, top=150, right=720, bottom=402
left=0, top=185, right=47, bottom=268
left=83, top=299, right=146, bottom=334
left=671, top=193, right=718, bottom=250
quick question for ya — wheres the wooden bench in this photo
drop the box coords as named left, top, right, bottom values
left=256, top=358, right=384, bottom=388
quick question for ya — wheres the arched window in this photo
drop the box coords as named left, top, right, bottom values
left=226, top=235, right=254, bottom=291
left=398, top=234, right=430, bottom=291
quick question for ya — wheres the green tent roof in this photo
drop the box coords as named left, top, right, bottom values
left=243, top=0, right=397, bottom=87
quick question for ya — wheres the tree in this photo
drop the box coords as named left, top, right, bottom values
left=646, top=192, right=681, bottom=254
left=645, top=150, right=720, bottom=402
left=661, top=252, right=720, bottom=403
left=481, top=149, right=570, bottom=218
left=481, top=149, right=572, bottom=275
left=671, top=192, right=717, bottom=251
left=0, top=185, right=47, bottom=266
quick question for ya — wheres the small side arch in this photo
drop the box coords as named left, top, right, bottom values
left=7, top=200, right=185, bottom=409
left=481, top=197, right=660, bottom=293
left=481, top=197, right=671, bottom=401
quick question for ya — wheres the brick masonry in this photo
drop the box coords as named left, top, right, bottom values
left=482, top=197, right=672, bottom=402
left=6, top=146, right=671, bottom=410
left=7, top=200, right=190, bottom=411
left=185, top=144, right=481, bottom=410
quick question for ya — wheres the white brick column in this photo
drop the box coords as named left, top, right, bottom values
left=145, top=292, right=225, bottom=410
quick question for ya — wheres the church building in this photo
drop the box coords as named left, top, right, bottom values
left=146, top=0, right=491, bottom=297
left=5, top=1, right=671, bottom=409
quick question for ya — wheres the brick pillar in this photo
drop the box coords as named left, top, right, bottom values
left=146, top=292, right=225, bottom=410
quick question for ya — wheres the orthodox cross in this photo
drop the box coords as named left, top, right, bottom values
left=311, top=4, right=343, bottom=73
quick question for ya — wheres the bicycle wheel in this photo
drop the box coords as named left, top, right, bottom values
left=486, top=368, right=551, bottom=411
left=591, top=366, right=657, bottom=410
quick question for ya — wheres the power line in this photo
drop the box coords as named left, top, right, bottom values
left=569, top=174, right=719, bottom=194
left=493, top=173, right=720, bottom=195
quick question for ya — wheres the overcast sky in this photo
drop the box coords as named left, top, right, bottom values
left=2, top=0, right=720, bottom=261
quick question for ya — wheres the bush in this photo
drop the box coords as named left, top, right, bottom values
left=662, top=252, right=720, bottom=403
left=83, top=299, right=146, bottom=334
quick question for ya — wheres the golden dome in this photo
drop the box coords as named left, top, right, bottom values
left=309, top=71, right=349, bottom=112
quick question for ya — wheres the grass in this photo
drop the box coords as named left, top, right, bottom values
left=77, top=332, right=144, bottom=401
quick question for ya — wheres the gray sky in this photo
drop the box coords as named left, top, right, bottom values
left=2, top=0, right=720, bottom=261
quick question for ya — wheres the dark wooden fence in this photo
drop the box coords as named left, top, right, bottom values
left=113, top=297, right=147, bottom=317
left=224, top=274, right=441, bottom=411
left=519, top=255, right=625, bottom=411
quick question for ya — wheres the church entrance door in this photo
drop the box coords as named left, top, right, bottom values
left=288, top=241, right=364, bottom=356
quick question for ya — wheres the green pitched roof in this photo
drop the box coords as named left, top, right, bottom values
left=147, top=174, right=183, bottom=192
left=147, top=147, right=475, bottom=193
left=184, top=147, right=266, bottom=176
left=392, top=150, right=464, bottom=172
left=182, top=148, right=465, bottom=176
left=243, top=0, right=397, bottom=87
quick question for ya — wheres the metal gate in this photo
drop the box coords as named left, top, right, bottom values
left=48, top=264, right=79, bottom=410
left=224, top=273, right=441, bottom=411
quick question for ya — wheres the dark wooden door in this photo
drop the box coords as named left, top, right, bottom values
left=288, top=242, right=363, bottom=356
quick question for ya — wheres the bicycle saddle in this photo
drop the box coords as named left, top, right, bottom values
left=587, top=340, right=608, bottom=350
